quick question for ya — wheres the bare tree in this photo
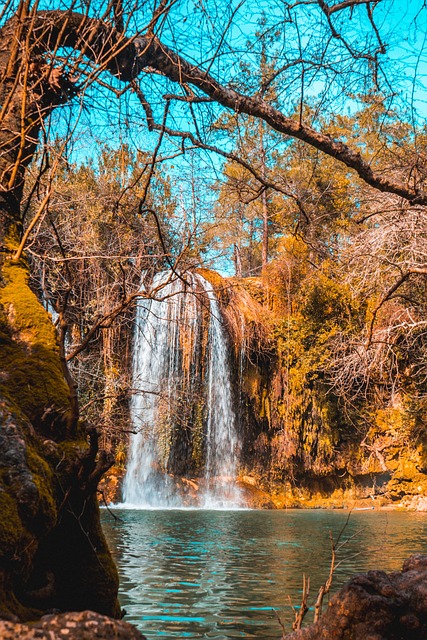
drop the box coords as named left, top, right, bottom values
left=329, top=202, right=427, bottom=400
left=2, top=0, right=427, bottom=248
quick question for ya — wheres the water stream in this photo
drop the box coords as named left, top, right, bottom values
left=122, top=271, right=242, bottom=508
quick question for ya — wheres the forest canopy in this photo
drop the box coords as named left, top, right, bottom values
left=1, top=0, right=427, bottom=450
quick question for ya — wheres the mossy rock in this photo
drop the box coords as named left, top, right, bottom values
left=0, top=250, right=120, bottom=621
left=0, top=257, right=70, bottom=431
left=0, top=485, right=28, bottom=556
left=387, top=461, right=427, bottom=501
left=24, top=446, right=57, bottom=534
left=0, top=394, right=120, bottom=620
left=27, top=494, right=120, bottom=617
left=0, top=398, right=57, bottom=619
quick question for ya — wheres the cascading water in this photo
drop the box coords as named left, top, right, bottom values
left=202, top=286, right=240, bottom=507
left=122, top=271, right=242, bottom=508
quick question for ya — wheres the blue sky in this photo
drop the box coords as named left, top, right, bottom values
left=5, top=0, right=427, bottom=272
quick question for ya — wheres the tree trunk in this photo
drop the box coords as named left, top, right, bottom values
left=259, top=123, right=269, bottom=269
left=261, top=187, right=269, bottom=269
left=234, top=242, right=243, bottom=278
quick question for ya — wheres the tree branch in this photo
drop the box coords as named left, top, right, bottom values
left=318, top=0, right=378, bottom=16
left=366, top=267, right=427, bottom=347
left=2, top=4, right=426, bottom=214
left=135, top=35, right=427, bottom=205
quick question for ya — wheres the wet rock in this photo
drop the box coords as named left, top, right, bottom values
left=237, top=479, right=277, bottom=508
left=0, top=395, right=120, bottom=620
left=285, top=554, right=427, bottom=640
left=0, top=620, right=45, bottom=639
left=0, top=610, right=147, bottom=639
left=402, top=495, right=427, bottom=511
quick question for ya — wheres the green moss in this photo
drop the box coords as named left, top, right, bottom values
left=71, top=495, right=120, bottom=616
left=0, top=258, right=59, bottom=348
left=259, top=387, right=271, bottom=425
left=191, top=400, right=205, bottom=471
left=0, top=488, right=26, bottom=555
left=57, top=437, right=88, bottom=459
left=36, top=494, right=121, bottom=617
left=387, top=465, right=427, bottom=500
left=196, top=268, right=226, bottom=290
left=0, top=256, right=70, bottom=429
left=25, top=446, right=57, bottom=533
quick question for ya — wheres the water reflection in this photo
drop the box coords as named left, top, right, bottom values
left=101, top=509, right=427, bottom=639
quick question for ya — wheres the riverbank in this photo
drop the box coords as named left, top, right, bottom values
left=98, top=466, right=427, bottom=511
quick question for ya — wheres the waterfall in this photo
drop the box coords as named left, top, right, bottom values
left=122, top=271, right=242, bottom=508
left=202, top=285, right=240, bottom=507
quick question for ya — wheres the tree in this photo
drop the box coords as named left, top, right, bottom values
left=3, top=0, right=427, bottom=244
left=210, top=22, right=284, bottom=272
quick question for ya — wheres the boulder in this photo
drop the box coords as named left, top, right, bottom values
left=0, top=610, right=146, bottom=639
left=285, top=554, right=427, bottom=640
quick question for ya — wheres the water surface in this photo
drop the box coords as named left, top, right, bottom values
left=102, top=509, right=427, bottom=639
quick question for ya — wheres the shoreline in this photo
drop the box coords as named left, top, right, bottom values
left=98, top=466, right=427, bottom=512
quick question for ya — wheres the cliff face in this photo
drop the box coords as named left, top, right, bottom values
left=210, top=271, right=427, bottom=508
left=0, top=244, right=120, bottom=621
left=99, top=268, right=427, bottom=509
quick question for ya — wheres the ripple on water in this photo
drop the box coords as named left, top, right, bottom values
left=102, top=509, right=427, bottom=640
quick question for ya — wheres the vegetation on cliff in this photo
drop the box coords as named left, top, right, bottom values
left=214, top=226, right=427, bottom=505
left=24, top=124, right=427, bottom=509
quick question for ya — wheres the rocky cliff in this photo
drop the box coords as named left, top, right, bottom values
left=212, top=271, right=427, bottom=509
